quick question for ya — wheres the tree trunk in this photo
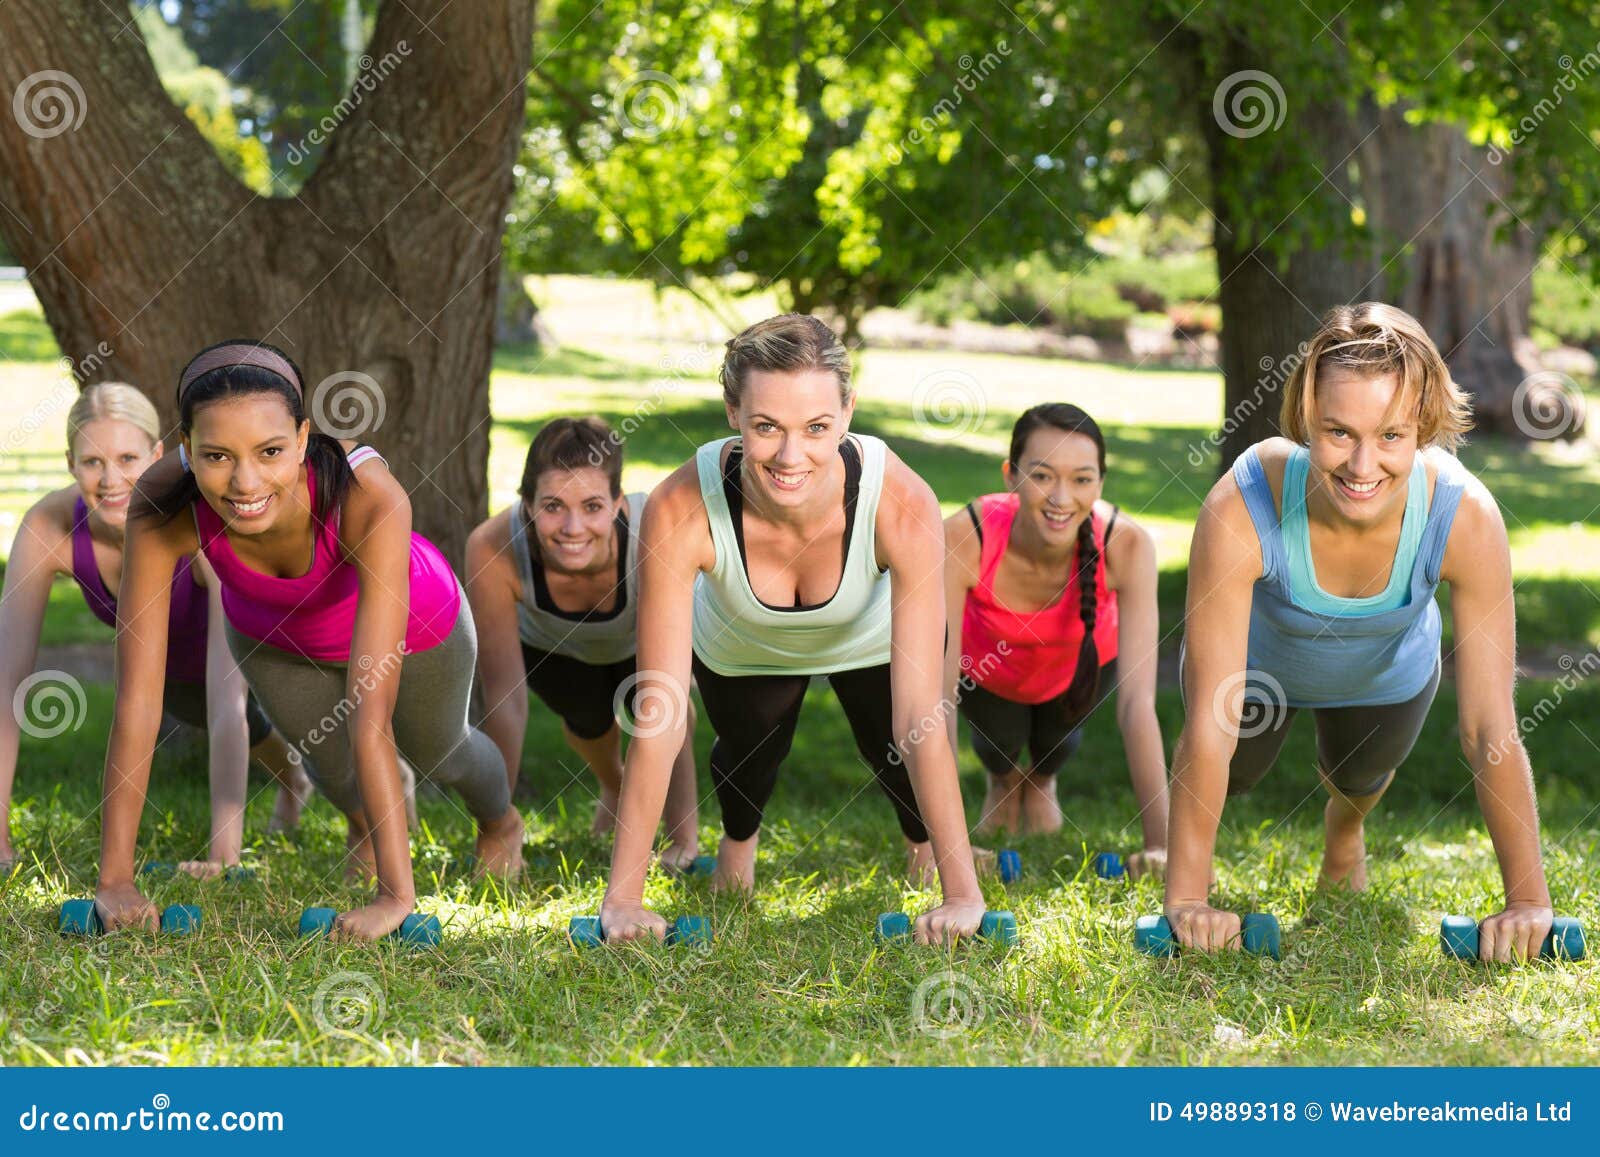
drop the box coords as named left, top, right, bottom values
left=1359, top=105, right=1548, bottom=436
left=0, top=0, right=534, bottom=567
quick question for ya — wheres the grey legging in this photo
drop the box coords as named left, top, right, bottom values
left=225, top=601, right=509, bottom=824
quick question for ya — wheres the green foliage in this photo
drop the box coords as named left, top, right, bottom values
left=1532, top=258, right=1600, bottom=349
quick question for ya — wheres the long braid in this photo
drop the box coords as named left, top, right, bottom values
left=1064, top=512, right=1102, bottom=719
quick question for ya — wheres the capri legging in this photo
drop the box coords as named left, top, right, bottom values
left=1222, top=661, right=1441, bottom=797
left=225, top=601, right=510, bottom=823
left=160, top=678, right=275, bottom=748
left=520, top=643, right=640, bottom=741
left=959, top=658, right=1119, bottom=779
left=690, top=655, right=927, bottom=843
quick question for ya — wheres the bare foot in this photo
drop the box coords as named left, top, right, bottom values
left=344, top=821, right=377, bottom=883
left=712, top=833, right=757, bottom=893
left=1318, top=798, right=1368, bottom=891
left=591, top=787, right=619, bottom=836
left=905, top=839, right=937, bottom=888
left=656, top=838, right=700, bottom=874
left=268, top=765, right=312, bottom=836
left=473, top=807, right=525, bottom=878
left=975, top=771, right=1022, bottom=836
left=177, top=860, right=227, bottom=881
left=1019, top=772, right=1062, bottom=835
left=331, top=895, right=414, bottom=942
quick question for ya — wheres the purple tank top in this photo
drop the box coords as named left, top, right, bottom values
left=70, top=496, right=209, bottom=682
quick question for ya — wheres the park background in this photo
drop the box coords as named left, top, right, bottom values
left=1, top=1, right=1598, bottom=1064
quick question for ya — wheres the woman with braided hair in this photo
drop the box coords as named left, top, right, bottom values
left=944, top=404, right=1170, bottom=877
left=91, top=340, right=523, bottom=941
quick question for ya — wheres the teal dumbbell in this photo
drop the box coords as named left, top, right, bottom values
left=58, top=899, right=201, bottom=936
left=568, top=914, right=712, bottom=947
left=1440, top=914, right=1585, bottom=961
left=1134, top=912, right=1280, bottom=959
left=875, top=909, right=1018, bottom=947
left=668, top=855, right=717, bottom=878
left=141, top=862, right=256, bottom=884
left=997, top=850, right=1021, bottom=884
left=298, top=906, right=442, bottom=948
left=1094, top=852, right=1124, bottom=879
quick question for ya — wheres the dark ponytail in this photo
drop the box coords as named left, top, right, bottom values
left=1008, top=402, right=1108, bottom=720
left=140, top=339, right=356, bottom=525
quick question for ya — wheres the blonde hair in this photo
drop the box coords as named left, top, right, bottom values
left=66, top=383, right=162, bottom=462
left=719, top=314, right=853, bottom=409
left=1280, top=302, right=1472, bottom=451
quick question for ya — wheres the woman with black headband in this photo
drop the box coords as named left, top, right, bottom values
left=91, top=340, right=522, bottom=941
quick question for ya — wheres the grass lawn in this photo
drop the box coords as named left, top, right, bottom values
left=1, top=290, right=1598, bottom=1066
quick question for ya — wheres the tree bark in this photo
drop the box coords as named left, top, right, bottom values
left=1359, top=104, right=1547, bottom=436
left=0, top=0, right=535, bottom=566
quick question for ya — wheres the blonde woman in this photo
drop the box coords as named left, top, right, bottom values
left=0, top=382, right=307, bottom=878
left=598, top=315, right=986, bottom=945
left=1167, top=302, right=1556, bottom=961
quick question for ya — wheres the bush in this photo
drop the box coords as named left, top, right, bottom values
left=1531, top=262, right=1600, bottom=349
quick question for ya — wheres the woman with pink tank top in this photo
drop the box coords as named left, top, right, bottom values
left=943, top=404, right=1171, bottom=878
left=92, top=341, right=522, bottom=943
left=0, top=383, right=306, bottom=881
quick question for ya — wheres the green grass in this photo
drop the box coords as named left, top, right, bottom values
left=3, top=286, right=1600, bottom=1066
left=2, top=678, right=1598, bottom=1065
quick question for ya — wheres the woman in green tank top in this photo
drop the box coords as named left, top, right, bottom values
left=598, top=315, right=987, bottom=946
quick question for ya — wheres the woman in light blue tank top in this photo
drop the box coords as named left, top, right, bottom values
left=1166, top=303, right=1560, bottom=963
left=596, top=315, right=988, bottom=947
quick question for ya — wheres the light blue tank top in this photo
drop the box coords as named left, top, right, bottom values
left=1232, top=444, right=1465, bottom=708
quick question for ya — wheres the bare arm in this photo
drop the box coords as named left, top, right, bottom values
left=940, top=507, right=981, bottom=757
left=96, top=465, right=195, bottom=929
left=1105, top=513, right=1170, bottom=871
left=1440, top=474, right=1552, bottom=962
left=0, top=492, right=74, bottom=851
left=196, top=552, right=251, bottom=867
left=600, top=465, right=712, bottom=941
left=879, top=455, right=985, bottom=942
left=338, top=459, right=418, bottom=924
left=465, top=512, right=528, bottom=792
left=1163, top=470, right=1262, bottom=951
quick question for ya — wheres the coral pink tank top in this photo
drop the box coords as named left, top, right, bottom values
left=192, top=448, right=461, bottom=662
left=960, top=492, right=1118, bottom=705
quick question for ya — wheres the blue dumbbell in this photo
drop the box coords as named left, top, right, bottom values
left=1134, top=912, right=1280, bottom=959
left=567, top=915, right=712, bottom=947
left=141, top=862, right=256, bottom=884
left=298, top=906, right=442, bottom=948
left=997, top=850, right=1022, bottom=884
left=1094, top=851, right=1124, bottom=879
left=58, top=899, right=201, bottom=936
left=875, top=909, right=1018, bottom=947
left=1440, top=914, right=1585, bottom=961
left=671, top=855, right=718, bottom=878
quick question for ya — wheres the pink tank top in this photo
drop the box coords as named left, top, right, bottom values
left=192, top=449, right=461, bottom=663
left=960, top=492, right=1118, bottom=705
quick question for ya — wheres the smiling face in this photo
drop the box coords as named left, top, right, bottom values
left=529, top=466, right=622, bottom=574
left=183, top=394, right=309, bottom=536
left=726, top=367, right=853, bottom=511
left=1306, top=369, right=1420, bottom=525
left=1003, top=426, right=1103, bottom=547
left=68, top=418, right=163, bottom=530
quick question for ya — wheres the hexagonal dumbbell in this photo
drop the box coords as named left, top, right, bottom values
left=874, top=909, right=1018, bottom=947
left=1439, top=914, right=1585, bottom=961
left=567, top=914, right=712, bottom=947
left=58, top=899, right=201, bottom=937
left=1134, top=912, right=1280, bottom=959
left=298, top=907, right=442, bottom=948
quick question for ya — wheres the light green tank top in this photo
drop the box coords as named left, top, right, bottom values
left=692, top=435, right=893, bottom=676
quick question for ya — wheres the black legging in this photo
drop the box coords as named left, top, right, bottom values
left=959, top=658, right=1119, bottom=778
left=690, top=655, right=928, bottom=843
